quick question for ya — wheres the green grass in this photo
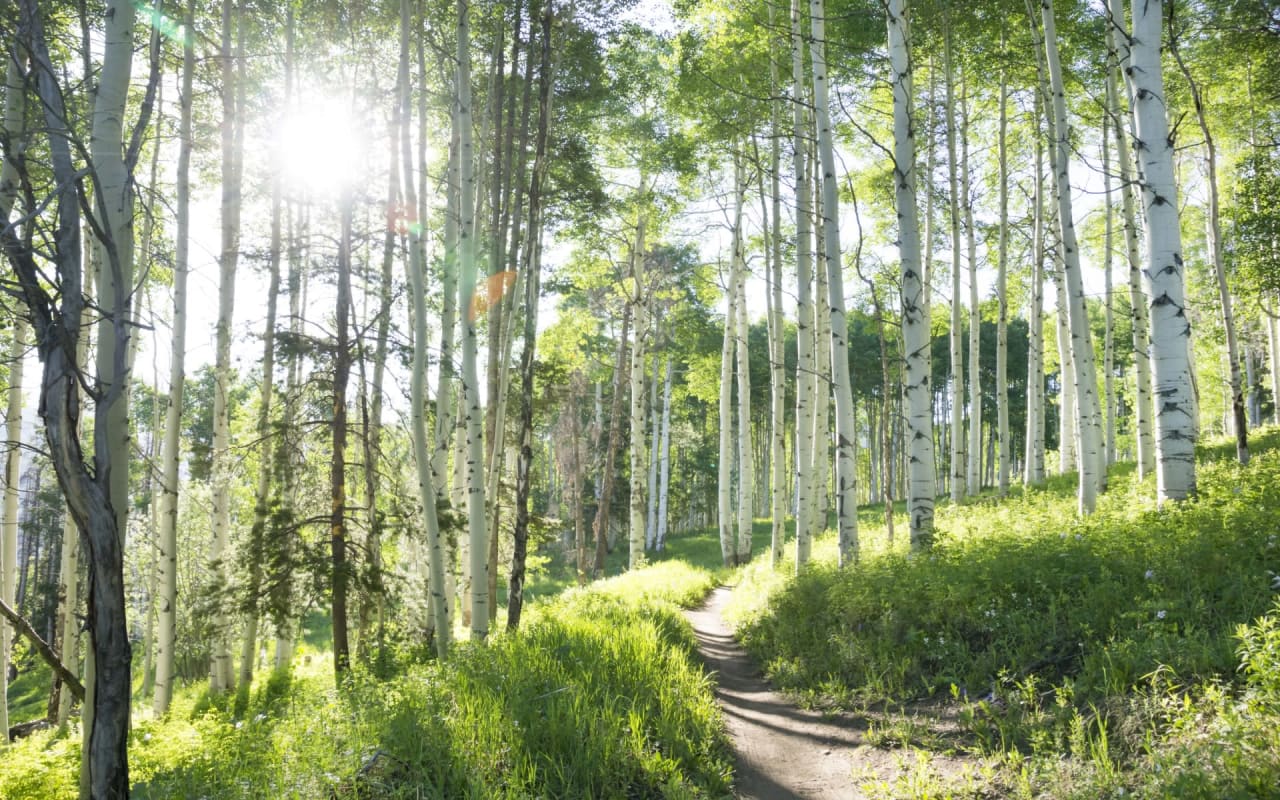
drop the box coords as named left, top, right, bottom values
left=728, top=427, right=1280, bottom=798
left=0, top=558, right=731, bottom=799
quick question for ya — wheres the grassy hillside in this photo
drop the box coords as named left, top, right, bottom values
left=0, top=561, right=731, bottom=799
left=728, top=429, right=1280, bottom=798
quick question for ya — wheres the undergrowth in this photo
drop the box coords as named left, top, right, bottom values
left=729, top=428, right=1280, bottom=798
left=0, top=560, right=730, bottom=799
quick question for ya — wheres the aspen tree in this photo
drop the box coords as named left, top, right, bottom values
left=628, top=190, right=649, bottom=571
left=1124, top=0, right=1197, bottom=501
left=208, top=0, right=243, bottom=693
left=960, top=75, right=981, bottom=496
left=887, top=0, right=934, bottom=548
left=1169, top=26, right=1247, bottom=465
left=766, top=9, right=787, bottom=566
left=594, top=310, right=630, bottom=577
left=646, top=342, right=661, bottom=550
left=403, top=0, right=449, bottom=654
left=717, top=232, right=738, bottom=567
left=790, top=0, right=816, bottom=567
left=153, top=0, right=196, bottom=714
left=656, top=357, right=674, bottom=553
left=811, top=0, right=858, bottom=564
left=944, top=21, right=964, bottom=501
left=1105, top=8, right=1155, bottom=477
left=0, top=38, right=25, bottom=741
left=8, top=0, right=156, bottom=790
left=732, top=156, right=754, bottom=565
left=455, top=0, right=489, bottom=638
left=509, top=0, right=556, bottom=629
left=1041, top=0, right=1104, bottom=512
left=996, top=52, right=1010, bottom=496
left=1103, top=112, right=1117, bottom=466
left=1025, top=103, right=1046, bottom=486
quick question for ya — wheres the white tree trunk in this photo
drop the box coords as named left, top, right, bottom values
left=718, top=259, right=736, bottom=567
left=997, top=62, right=1010, bottom=496
left=790, top=0, right=816, bottom=568
left=1105, top=8, right=1155, bottom=477
left=656, top=357, right=673, bottom=552
left=0, top=321, right=22, bottom=741
left=401, top=0, right=449, bottom=655
left=944, top=24, right=964, bottom=502
left=153, top=0, right=195, bottom=714
left=887, top=0, right=935, bottom=549
left=732, top=157, right=754, bottom=564
left=208, top=0, right=241, bottom=692
left=457, top=0, right=488, bottom=638
left=766, top=17, right=787, bottom=567
left=1103, top=111, right=1117, bottom=467
left=1126, top=0, right=1196, bottom=501
left=811, top=0, right=859, bottom=564
left=1270, top=309, right=1280, bottom=425
left=1025, top=106, right=1046, bottom=485
left=628, top=200, right=649, bottom=571
left=0, top=47, right=26, bottom=740
left=810, top=184, right=831, bottom=533
left=646, top=343, right=661, bottom=551
left=1043, top=0, right=1104, bottom=512
left=961, top=77, right=981, bottom=496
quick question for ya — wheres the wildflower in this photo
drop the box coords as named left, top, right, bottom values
left=234, top=720, right=244, bottom=729
left=1075, top=534, right=1083, bottom=541
left=1156, top=610, right=1167, bottom=620
left=984, top=609, right=996, bottom=618
left=1145, top=569, right=1155, bottom=580
left=1268, top=571, right=1280, bottom=590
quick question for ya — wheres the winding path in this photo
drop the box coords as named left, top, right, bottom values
left=685, top=587, right=972, bottom=799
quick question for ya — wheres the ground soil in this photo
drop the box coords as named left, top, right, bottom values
left=685, top=586, right=983, bottom=799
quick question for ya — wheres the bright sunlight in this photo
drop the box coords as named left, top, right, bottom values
left=271, top=97, right=366, bottom=197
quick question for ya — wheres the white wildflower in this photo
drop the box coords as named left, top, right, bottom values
left=1156, top=610, right=1167, bottom=620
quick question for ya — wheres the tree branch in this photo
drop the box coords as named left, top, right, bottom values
left=0, top=596, right=85, bottom=702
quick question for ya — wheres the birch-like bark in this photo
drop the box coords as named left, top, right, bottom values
left=890, top=0, right=942, bottom=545
left=1105, top=7, right=1155, bottom=477
left=1043, top=0, right=1104, bottom=512
left=718, top=258, right=737, bottom=567
left=1102, top=112, right=1116, bottom=467
left=646, top=341, right=661, bottom=550
left=767, top=2, right=787, bottom=568
left=0, top=322, right=21, bottom=740
left=628, top=193, right=649, bottom=571
left=810, top=176, right=830, bottom=532
left=656, top=357, right=674, bottom=553
left=996, top=58, right=1010, bottom=496
left=208, top=0, right=242, bottom=693
left=960, top=75, right=981, bottom=496
left=455, top=0, right=488, bottom=638
left=153, top=0, right=195, bottom=714
left=1270, top=310, right=1280, bottom=425
left=732, top=156, right=754, bottom=565
left=1125, top=0, right=1196, bottom=501
left=790, top=0, right=815, bottom=568
left=811, top=0, right=858, bottom=564
left=0, top=42, right=25, bottom=740
left=944, top=22, right=964, bottom=502
left=1025, top=103, right=1046, bottom=485
left=594, top=311, right=630, bottom=577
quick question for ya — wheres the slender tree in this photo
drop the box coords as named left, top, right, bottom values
left=811, top=0, right=858, bottom=564
left=1124, top=0, right=1197, bottom=501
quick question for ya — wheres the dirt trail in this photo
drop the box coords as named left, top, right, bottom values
left=684, top=587, right=973, bottom=799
